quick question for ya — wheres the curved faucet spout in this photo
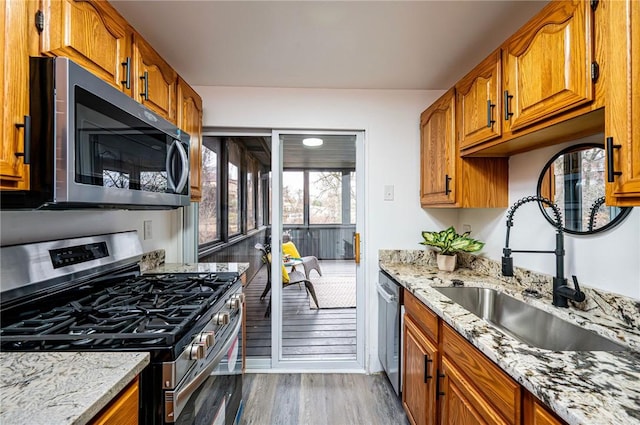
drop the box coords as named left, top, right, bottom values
left=501, top=195, right=582, bottom=308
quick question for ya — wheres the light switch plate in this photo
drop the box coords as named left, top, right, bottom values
left=384, top=185, right=394, bottom=201
left=143, top=220, right=153, bottom=240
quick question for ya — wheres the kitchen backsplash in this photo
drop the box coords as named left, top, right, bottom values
left=139, top=249, right=165, bottom=272
left=379, top=249, right=640, bottom=331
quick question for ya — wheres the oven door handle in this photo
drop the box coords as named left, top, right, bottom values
left=165, top=303, right=243, bottom=423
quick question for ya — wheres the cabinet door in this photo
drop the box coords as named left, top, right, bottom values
left=177, top=78, right=203, bottom=202
left=523, top=392, right=567, bottom=425
left=439, top=357, right=509, bottom=425
left=133, top=34, right=177, bottom=123
left=40, top=0, right=132, bottom=93
left=89, top=377, right=138, bottom=425
left=1, top=0, right=34, bottom=190
left=605, top=0, right=640, bottom=206
left=503, top=0, right=593, bottom=132
left=420, top=88, right=456, bottom=206
left=456, top=50, right=502, bottom=150
left=403, top=315, right=438, bottom=425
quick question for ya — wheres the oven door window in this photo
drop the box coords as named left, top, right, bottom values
left=74, top=87, right=176, bottom=193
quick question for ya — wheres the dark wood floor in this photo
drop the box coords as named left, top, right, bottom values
left=245, top=260, right=357, bottom=359
left=241, top=373, right=408, bottom=425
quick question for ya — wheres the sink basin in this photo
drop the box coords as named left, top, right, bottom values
left=434, top=287, right=630, bottom=351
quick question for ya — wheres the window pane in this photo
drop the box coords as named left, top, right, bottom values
left=247, top=161, right=255, bottom=230
left=283, top=171, right=304, bottom=224
left=199, top=144, right=218, bottom=245
left=228, top=142, right=241, bottom=235
left=350, top=171, right=356, bottom=224
left=309, top=171, right=342, bottom=224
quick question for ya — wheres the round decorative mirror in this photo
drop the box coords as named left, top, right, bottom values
left=536, top=143, right=632, bottom=235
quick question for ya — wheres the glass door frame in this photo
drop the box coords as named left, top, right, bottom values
left=270, top=129, right=365, bottom=371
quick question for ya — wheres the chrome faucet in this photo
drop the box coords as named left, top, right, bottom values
left=501, top=196, right=585, bottom=308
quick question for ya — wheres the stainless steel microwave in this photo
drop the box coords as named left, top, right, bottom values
left=1, top=57, right=190, bottom=209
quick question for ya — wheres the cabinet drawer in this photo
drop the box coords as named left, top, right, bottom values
left=442, top=323, right=521, bottom=425
left=404, top=289, right=439, bottom=343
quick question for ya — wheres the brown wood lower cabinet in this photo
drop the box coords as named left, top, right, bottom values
left=402, top=289, right=567, bottom=425
left=89, top=376, right=139, bottom=425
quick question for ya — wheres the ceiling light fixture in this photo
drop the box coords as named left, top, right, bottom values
left=302, top=137, right=323, bottom=147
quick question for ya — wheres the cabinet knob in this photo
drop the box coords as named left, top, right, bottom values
left=14, top=115, right=31, bottom=165
left=140, top=71, right=149, bottom=100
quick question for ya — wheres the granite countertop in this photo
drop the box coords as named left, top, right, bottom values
left=0, top=352, right=149, bottom=425
left=143, top=262, right=250, bottom=276
left=379, top=251, right=640, bottom=425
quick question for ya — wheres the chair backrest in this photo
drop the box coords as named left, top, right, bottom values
left=255, top=243, right=272, bottom=283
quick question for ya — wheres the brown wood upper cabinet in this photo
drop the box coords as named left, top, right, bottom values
left=1, top=0, right=38, bottom=191
left=420, top=89, right=456, bottom=206
left=133, top=33, right=178, bottom=123
left=420, top=89, right=508, bottom=209
left=456, top=49, right=502, bottom=150
left=40, top=0, right=132, bottom=94
left=178, top=78, right=203, bottom=202
left=502, top=0, right=593, bottom=133
left=605, top=0, right=640, bottom=206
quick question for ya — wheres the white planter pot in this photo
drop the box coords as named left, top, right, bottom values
left=436, top=254, right=457, bottom=272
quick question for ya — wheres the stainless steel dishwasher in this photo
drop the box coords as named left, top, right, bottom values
left=377, top=270, right=403, bottom=396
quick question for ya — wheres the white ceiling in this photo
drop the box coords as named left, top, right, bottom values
left=110, top=0, right=547, bottom=90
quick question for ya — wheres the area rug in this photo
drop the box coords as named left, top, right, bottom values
left=309, top=278, right=356, bottom=309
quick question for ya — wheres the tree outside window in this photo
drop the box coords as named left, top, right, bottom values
left=198, top=143, right=218, bottom=245
left=283, top=171, right=304, bottom=224
left=309, top=171, right=342, bottom=224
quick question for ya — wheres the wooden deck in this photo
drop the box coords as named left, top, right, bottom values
left=244, top=260, right=357, bottom=360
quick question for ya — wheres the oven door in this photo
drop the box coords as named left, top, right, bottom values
left=167, top=302, right=243, bottom=425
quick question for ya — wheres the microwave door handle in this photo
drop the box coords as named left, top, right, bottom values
left=173, top=140, right=189, bottom=194
left=165, top=140, right=178, bottom=192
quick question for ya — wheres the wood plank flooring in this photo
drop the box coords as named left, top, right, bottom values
left=241, top=373, right=408, bottom=425
left=245, top=260, right=357, bottom=359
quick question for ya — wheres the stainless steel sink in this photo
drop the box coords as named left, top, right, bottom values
left=434, top=287, right=630, bottom=351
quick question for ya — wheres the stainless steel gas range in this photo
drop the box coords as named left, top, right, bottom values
left=0, top=231, right=244, bottom=425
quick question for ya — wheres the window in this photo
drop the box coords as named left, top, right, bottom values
left=247, top=159, right=256, bottom=231
left=199, top=139, right=220, bottom=245
left=309, top=171, right=342, bottom=224
left=350, top=171, right=356, bottom=224
left=228, top=141, right=241, bottom=236
left=283, top=171, right=304, bottom=224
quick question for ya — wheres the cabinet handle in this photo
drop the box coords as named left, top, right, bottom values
left=445, top=174, right=452, bottom=195
left=140, top=71, right=149, bottom=100
left=436, top=370, right=446, bottom=399
left=121, top=57, right=131, bottom=89
left=504, top=90, right=514, bottom=121
left=606, top=137, right=622, bottom=182
left=487, top=99, right=496, bottom=128
left=14, top=115, right=31, bottom=165
left=424, top=355, right=433, bottom=382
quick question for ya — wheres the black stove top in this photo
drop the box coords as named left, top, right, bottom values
left=0, top=272, right=239, bottom=351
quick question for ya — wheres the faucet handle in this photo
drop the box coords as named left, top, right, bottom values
left=571, top=275, right=586, bottom=302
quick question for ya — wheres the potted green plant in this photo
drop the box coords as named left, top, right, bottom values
left=419, top=226, right=485, bottom=271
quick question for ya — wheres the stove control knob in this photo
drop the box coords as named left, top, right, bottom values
left=196, top=331, right=215, bottom=348
left=227, top=293, right=244, bottom=309
left=188, top=342, right=206, bottom=360
left=214, top=312, right=230, bottom=325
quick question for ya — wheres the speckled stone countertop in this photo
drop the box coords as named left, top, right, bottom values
left=380, top=250, right=640, bottom=425
left=0, top=352, right=149, bottom=425
left=143, top=262, right=250, bottom=276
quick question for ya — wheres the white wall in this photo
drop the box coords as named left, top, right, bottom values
left=195, top=85, right=457, bottom=372
left=458, top=137, right=640, bottom=299
left=0, top=209, right=184, bottom=261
